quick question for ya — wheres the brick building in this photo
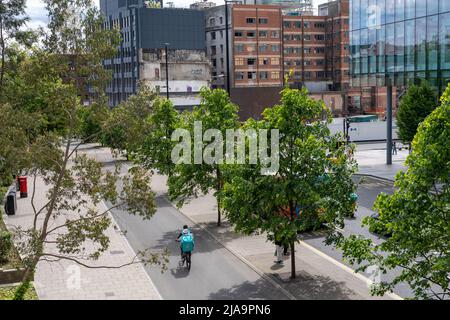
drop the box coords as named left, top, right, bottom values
left=205, top=1, right=351, bottom=118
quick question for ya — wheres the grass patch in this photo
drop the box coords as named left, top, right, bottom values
left=0, top=284, right=38, bottom=300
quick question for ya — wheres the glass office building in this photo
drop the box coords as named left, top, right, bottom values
left=350, top=0, right=450, bottom=96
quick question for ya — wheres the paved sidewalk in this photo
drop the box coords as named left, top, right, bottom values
left=150, top=174, right=397, bottom=300
left=355, top=143, right=408, bottom=181
left=3, top=175, right=161, bottom=300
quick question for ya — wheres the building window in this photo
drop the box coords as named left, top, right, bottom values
left=314, top=22, right=325, bottom=28
left=247, top=31, right=255, bottom=38
left=247, top=58, right=256, bottom=66
left=315, top=35, right=325, bottom=41
left=259, top=18, right=268, bottom=24
left=304, top=60, right=311, bottom=66
left=271, top=44, right=279, bottom=52
left=304, top=22, right=310, bottom=28
left=235, top=57, right=244, bottom=65
left=235, top=44, right=244, bottom=53
left=246, top=18, right=256, bottom=24
left=315, top=47, right=325, bottom=53
left=259, top=44, right=268, bottom=52
left=220, top=30, right=223, bottom=38
left=235, top=72, right=244, bottom=80
left=294, top=21, right=302, bottom=28
left=271, top=31, right=279, bottom=38
left=303, top=48, right=311, bottom=54
left=259, top=30, right=268, bottom=38
left=220, top=45, right=224, bottom=53
left=271, top=71, right=280, bottom=79
left=283, top=21, right=291, bottom=28
left=211, top=32, right=216, bottom=40
left=211, top=46, right=216, bottom=55
left=271, top=57, right=279, bottom=65
left=260, top=71, right=268, bottom=79
left=259, top=57, right=269, bottom=65
left=219, top=17, right=223, bottom=24
left=247, top=71, right=257, bottom=79
left=212, top=59, right=217, bottom=67
left=304, top=35, right=311, bottom=41
left=209, top=18, right=215, bottom=26
left=234, top=31, right=243, bottom=37
left=247, top=44, right=256, bottom=52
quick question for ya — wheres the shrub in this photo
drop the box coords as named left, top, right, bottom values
left=0, top=231, right=13, bottom=262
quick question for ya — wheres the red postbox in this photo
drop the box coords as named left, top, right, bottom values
left=19, top=176, right=28, bottom=198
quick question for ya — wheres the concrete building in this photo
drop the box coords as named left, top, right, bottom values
left=190, top=0, right=216, bottom=10
left=100, top=0, right=211, bottom=109
left=349, top=0, right=450, bottom=115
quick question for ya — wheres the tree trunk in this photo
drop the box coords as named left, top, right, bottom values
left=289, top=203, right=296, bottom=279
left=216, top=167, right=222, bottom=227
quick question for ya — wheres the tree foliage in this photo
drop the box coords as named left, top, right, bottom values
left=339, top=84, right=450, bottom=300
left=135, top=97, right=180, bottom=176
left=397, top=81, right=437, bottom=144
left=168, top=88, right=240, bottom=226
left=0, top=1, right=167, bottom=299
left=221, top=87, right=357, bottom=278
left=101, top=86, right=158, bottom=157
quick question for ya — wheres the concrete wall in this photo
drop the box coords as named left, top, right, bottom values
left=139, top=48, right=211, bottom=108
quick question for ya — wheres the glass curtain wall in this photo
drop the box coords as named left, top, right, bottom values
left=350, top=0, right=450, bottom=94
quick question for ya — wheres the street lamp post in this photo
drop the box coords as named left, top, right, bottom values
left=386, top=85, right=393, bottom=165
left=165, top=43, right=170, bottom=99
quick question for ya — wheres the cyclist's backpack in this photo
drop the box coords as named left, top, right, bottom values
left=181, top=233, right=194, bottom=252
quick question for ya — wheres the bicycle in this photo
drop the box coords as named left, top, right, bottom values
left=175, top=239, right=192, bottom=271
left=180, top=251, right=191, bottom=270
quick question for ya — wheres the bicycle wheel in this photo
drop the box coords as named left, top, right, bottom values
left=186, top=252, right=191, bottom=271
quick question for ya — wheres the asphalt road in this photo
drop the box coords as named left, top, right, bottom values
left=106, top=196, right=289, bottom=300
left=301, top=176, right=414, bottom=299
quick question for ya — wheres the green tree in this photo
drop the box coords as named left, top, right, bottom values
left=136, top=98, right=179, bottom=176
left=101, top=86, right=158, bottom=158
left=339, top=84, right=450, bottom=300
left=0, top=0, right=29, bottom=98
left=168, top=88, right=240, bottom=226
left=0, top=1, right=168, bottom=299
left=397, top=81, right=437, bottom=146
left=222, top=87, right=357, bottom=279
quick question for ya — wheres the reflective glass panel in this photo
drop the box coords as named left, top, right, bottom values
left=416, top=17, right=427, bottom=70
left=395, top=0, right=404, bottom=21
left=405, top=0, right=415, bottom=19
left=416, top=0, right=426, bottom=17
left=441, top=0, right=450, bottom=13
left=405, top=19, right=415, bottom=71
left=440, top=13, right=450, bottom=69
left=353, top=0, right=360, bottom=30
left=386, top=23, right=395, bottom=72
left=395, top=21, right=405, bottom=72
left=377, top=25, right=386, bottom=73
left=386, top=0, right=395, bottom=23
left=377, top=0, right=386, bottom=25
left=427, top=15, right=439, bottom=70
left=361, top=0, right=368, bottom=29
left=427, top=0, right=438, bottom=15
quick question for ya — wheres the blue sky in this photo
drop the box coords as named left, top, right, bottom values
left=25, top=0, right=329, bottom=28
